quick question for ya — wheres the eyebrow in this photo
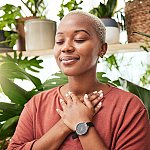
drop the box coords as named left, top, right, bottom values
left=74, top=29, right=90, bottom=36
left=56, top=29, right=90, bottom=36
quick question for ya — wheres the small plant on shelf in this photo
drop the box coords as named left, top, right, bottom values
left=0, top=4, right=22, bottom=49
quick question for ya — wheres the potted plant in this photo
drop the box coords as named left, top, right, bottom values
left=0, top=4, right=22, bottom=51
left=89, top=0, right=121, bottom=44
left=0, top=0, right=56, bottom=51
left=16, top=0, right=56, bottom=51
left=125, top=0, right=150, bottom=43
left=57, top=0, right=83, bottom=20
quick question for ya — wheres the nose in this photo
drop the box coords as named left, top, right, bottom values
left=61, top=41, right=75, bottom=53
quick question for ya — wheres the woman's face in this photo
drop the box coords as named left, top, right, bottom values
left=54, top=14, right=103, bottom=76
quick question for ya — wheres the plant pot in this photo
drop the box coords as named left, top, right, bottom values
left=125, top=0, right=150, bottom=43
left=100, top=18, right=120, bottom=44
left=0, top=30, right=14, bottom=52
left=16, top=16, right=38, bottom=51
left=24, top=19, right=56, bottom=51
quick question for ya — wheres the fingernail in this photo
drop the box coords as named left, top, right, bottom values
left=98, top=101, right=102, bottom=107
left=60, top=99, right=64, bottom=103
left=98, top=90, right=103, bottom=94
left=99, top=92, right=103, bottom=98
left=84, top=94, right=88, bottom=100
left=68, top=91, right=72, bottom=95
left=56, top=108, right=59, bottom=112
left=66, top=93, right=69, bottom=97
left=93, top=91, right=97, bottom=94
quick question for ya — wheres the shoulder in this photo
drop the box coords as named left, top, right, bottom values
left=108, top=85, right=146, bottom=110
left=104, top=85, right=148, bottom=119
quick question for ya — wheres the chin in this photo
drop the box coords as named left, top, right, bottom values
left=62, top=69, right=80, bottom=76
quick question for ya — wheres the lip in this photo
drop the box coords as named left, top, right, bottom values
left=59, top=55, right=80, bottom=65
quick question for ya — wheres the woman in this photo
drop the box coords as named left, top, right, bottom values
left=8, top=10, right=150, bottom=150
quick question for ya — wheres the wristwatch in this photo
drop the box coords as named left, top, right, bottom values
left=72, top=122, right=94, bottom=139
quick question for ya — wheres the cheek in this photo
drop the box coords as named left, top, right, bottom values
left=53, top=50, right=60, bottom=66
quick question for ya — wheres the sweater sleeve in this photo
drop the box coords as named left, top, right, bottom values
left=7, top=97, right=37, bottom=150
left=114, top=96, right=150, bottom=150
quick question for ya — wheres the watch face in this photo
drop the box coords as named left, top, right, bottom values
left=76, top=122, right=88, bottom=135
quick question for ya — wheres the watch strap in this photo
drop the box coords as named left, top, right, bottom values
left=72, top=122, right=94, bottom=139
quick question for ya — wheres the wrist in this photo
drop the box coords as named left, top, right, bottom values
left=58, top=119, right=72, bottom=134
left=72, top=122, right=94, bottom=139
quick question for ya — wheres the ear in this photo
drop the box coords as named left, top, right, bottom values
left=99, top=43, right=107, bottom=58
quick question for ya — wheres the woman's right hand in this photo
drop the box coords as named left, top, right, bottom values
left=56, top=91, right=103, bottom=131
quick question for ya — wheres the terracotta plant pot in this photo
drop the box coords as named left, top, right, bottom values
left=0, top=30, right=15, bottom=52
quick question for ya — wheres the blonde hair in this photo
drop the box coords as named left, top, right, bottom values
left=64, top=10, right=106, bottom=43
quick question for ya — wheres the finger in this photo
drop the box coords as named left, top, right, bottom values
left=80, top=94, right=89, bottom=103
left=88, top=90, right=103, bottom=102
left=89, top=93, right=100, bottom=101
left=65, top=92, right=73, bottom=105
left=98, top=90, right=103, bottom=99
left=84, top=94, right=93, bottom=109
left=60, top=99, right=66, bottom=110
left=94, top=101, right=102, bottom=115
left=89, top=91, right=103, bottom=107
left=70, top=93, right=80, bottom=103
left=92, top=94, right=103, bottom=106
left=56, top=108, right=63, bottom=117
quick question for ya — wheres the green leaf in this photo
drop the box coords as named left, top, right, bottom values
left=0, top=76, right=30, bottom=105
left=104, top=54, right=119, bottom=71
left=119, top=77, right=150, bottom=118
left=0, top=62, right=43, bottom=90
left=89, top=0, right=117, bottom=18
left=106, top=0, right=117, bottom=17
left=0, top=116, right=19, bottom=131
left=0, top=116, right=19, bottom=140
left=0, top=62, right=27, bottom=80
left=96, top=72, right=116, bottom=86
left=0, top=102, right=23, bottom=116
left=0, top=52, right=43, bottom=73
left=42, top=71, right=68, bottom=90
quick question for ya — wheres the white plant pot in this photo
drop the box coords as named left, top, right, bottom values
left=24, top=19, right=56, bottom=51
left=105, top=27, right=120, bottom=44
left=100, top=18, right=120, bottom=44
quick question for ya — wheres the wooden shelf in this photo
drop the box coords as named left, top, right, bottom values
left=0, top=42, right=149, bottom=56
left=107, top=42, right=149, bottom=54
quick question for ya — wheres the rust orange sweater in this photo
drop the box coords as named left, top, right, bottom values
left=8, top=85, right=150, bottom=150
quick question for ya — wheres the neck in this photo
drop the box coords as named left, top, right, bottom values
left=66, top=71, right=100, bottom=96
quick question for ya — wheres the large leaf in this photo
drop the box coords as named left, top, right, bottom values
left=0, top=116, right=19, bottom=140
left=0, top=62, right=43, bottom=90
left=0, top=76, right=30, bottom=105
left=119, top=77, right=150, bottom=117
left=0, top=52, right=43, bottom=73
left=0, top=102, right=23, bottom=122
left=42, top=71, right=68, bottom=90
left=89, top=0, right=117, bottom=18
left=106, top=0, right=117, bottom=17
left=0, top=62, right=27, bottom=80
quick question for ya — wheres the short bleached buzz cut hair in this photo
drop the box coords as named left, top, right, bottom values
left=64, top=10, right=106, bottom=44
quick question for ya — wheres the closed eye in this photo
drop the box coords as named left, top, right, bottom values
left=56, top=41, right=64, bottom=45
left=74, top=39, right=86, bottom=43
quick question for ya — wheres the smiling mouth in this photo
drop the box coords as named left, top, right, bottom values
left=60, top=56, right=80, bottom=65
